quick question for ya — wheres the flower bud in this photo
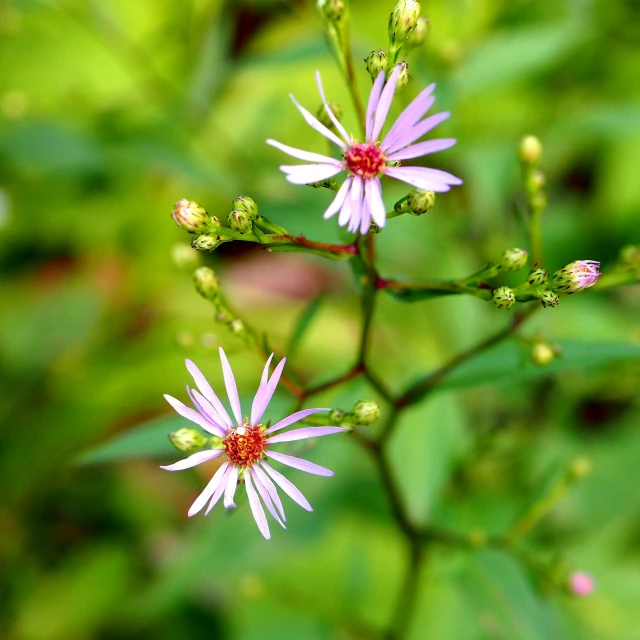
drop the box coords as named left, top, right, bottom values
left=351, top=401, right=380, bottom=425
left=519, top=135, right=542, bottom=165
left=228, top=208, right=252, bottom=234
left=231, top=195, right=258, bottom=220
left=406, top=16, right=428, bottom=48
left=316, top=101, right=343, bottom=129
left=192, top=234, right=222, bottom=251
left=229, top=318, right=246, bottom=337
left=318, top=0, right=347, bottom=23
left=193, top=266, right=219, bottom=300
left=500, top=248, right=528, bottom=272
left=395, top=189, right=436, bottom=215
left=568, top=572, right=595, bottom=597
left=169, top=427, right=208, bottom=453
left=539, top=289, right=559, bottom=308
left=172, top=199, right=210, bottom=233
left=527, top=268, right=548, bottom=287
left=492, top=286, right=515, bottom=310
left=171, top=243, right=201, bottom=271
left=365, top=50, right=388, bottom=80
left=329, top=409, right=346, bottom=426
left=620, top=244, right=640, bottom=266
left=395, top=61, right=409, bottom=91
left=389, top=0, right=421, bottom=44
left=530, top=342, right=558, bottom=367
left=551, top=260, right=601, bottom=293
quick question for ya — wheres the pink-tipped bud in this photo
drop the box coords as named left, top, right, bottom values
left=551, top=260, right=601, bottom=293
left=569, top=572, right=595, bottom=597
left=172, top=199, right=211, bottom=233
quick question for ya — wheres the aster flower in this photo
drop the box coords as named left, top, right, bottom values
left=266, top=65, right=462, bottom=235
left=569, top=571, right=595, bottom=597
left=551, top=260, right=601, bottom=293
left=160, top=348, right=344, bottom=539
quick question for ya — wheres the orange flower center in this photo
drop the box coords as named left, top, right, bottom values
left=223, top=423, right=267, bottom=467
left=344, top=142, right=386, bottom=179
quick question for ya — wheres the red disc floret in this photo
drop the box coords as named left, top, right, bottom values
left=223, top=424, right=267, bottom=467
left=344, top=142, right=387, bottom=179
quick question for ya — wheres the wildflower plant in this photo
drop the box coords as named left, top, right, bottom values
left=138, top=0, right=640, bottom=635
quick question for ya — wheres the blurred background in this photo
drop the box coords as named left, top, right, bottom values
left=1, top=0, right=639, bottom=638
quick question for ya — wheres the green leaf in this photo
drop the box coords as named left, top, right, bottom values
left=287, top=294, right=324, bottom=359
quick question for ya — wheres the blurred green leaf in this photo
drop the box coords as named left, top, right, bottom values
left=287, top=294, right=324, bottom=359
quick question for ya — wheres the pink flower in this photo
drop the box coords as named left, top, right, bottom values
left=161, top=348, right=345, bottom=539
left=267, top=66, right=462, bottom=234
left=569, top=571, right=595, bottom=597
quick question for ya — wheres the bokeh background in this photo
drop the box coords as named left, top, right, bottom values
left=1, top=0, right=639, bottom=638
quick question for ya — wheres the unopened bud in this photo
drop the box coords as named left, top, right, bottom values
left=192, top=234, right=222, bottom=251
left=520, top=135, right=542, bottom=165
left=530, top=342, right=558, bottom=367
left=492, top=286, right=515, bottom=310
left=406, top=16, right=428, bottom=48
left=193, top=267, right=219, bottom=300
left=172, top=199, right=210, bottom=233
left=395, top=61, right=409, bottom=91
left=568, top=457, right=592, bottom=480
left=527, top=268, right=548, bottom=287
left=171, top=243, right=200, bottom=271
left=551, top=260, right=601, bottom=293
left=169, top=428, right=208, bottom=453
left=318, top=0, right=347, bottom=23
left=568, top=572, right=595, bottom=597
left=620, top=245, right=640, bottom=266
left=395, top=189, right=436, bottom=215
left=231, top=195, right=258, bottom=220
left=329, top=409, right=346, bottom=426
left=228, top=208, right=252, bottom=234
left=365, top=50, right=388, bottom=80
left=351, top=401, right=380, bottom=425
left=229, top=318, right=246, bottom=337
left=500, top=248, right=528, bottom=272
left=316, top=101, right=343, bottom=129
left=539, top=289, right=559, bottom=308
left=389, top=0, right=421, bottom=44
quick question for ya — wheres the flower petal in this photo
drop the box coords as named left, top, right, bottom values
left=385, top=166, right=459, bottom=191
left=160, top=448, right=223, bottom=471
left=203, top=463, right=233, bottom=516
left=338, top=180, right=354, bottom=227
left=266, top=450, right=334, bottom=477
left=381, top=85, right=435, bottom=150
left=188, top=388, right=227, bottom=437
left=387, top=138, right=456, bottom=162
left=249, top=468, right=286, bottom=528
left=260, top=461, right=313, bottom=511
left=323, top=177, right=352, bottom=220
left=189, top=461, right=229, bottom=517
left=265, top=408, right=330, bottom=435
left=365, top=71, right=386, bottom=140
left=385, top=112, right=450, bottom=155
left=185, top=359, right=233, bottom=427
left=224, top=465, right=238, bottom=508
left=366, top=177, right=386, bottom=228
left=252, top=464, right=286, bottom=521
left=315, top=71, right=351, bottom=145
left=281, top=163, right=344, bottom=185
left=267, top=426, right=346, bottom=444
left=218, top=347, right=242, bottom=426
left=250, top=353, right=273, bottom=425
left=266, top=138, right=342, bottom=165
left=370, top=65, right=401, bottom=143
left=164, top=394, right=222, bottom=434
left=251, top=356, right=287, bottom=425
left=346, top=175, right=363, bottom=233
left=290, top=94, right=347, bottom=149
left=244, top=471, right=271, bottom=539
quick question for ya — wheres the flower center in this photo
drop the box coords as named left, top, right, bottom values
left=344, top=142, right=386, bottom=179
left=223, top=422, right=267, bottom=467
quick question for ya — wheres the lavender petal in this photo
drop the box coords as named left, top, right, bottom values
left=244, top=471, right=271, bottom=539
left=385, top=166, right=454, bottom=192
left=252, top=464, right=286, bottom=521
left=267, top=138, right=342, bottom=165
left=387, top=138, right=456, bottom=162
left=260, top=461, right=313, bottom=512
left=160, top=448, right=223, bottom=471
left=203, top=463, right=233, bottom=516
left=251, top=356, right=287, bottom=425
left=249, top=468, right=286, bottom=528
left=218, top=347, right=242, bottom=426
left=365, top=71, right=386, bottom=140
left=315, top=71, right=351, bottom=145
left=267, top=426, right=346, bottom=444
left=366, top=177, right=386, bottom=228
left=185, top=359, right=233, bottom=427
left=323, top=177, right=351, bottom=220
left=385, top=112, right=450, bottom=155
left=345, top=176, right=363, bottom=233
left=265, top=408, right=330, bottom=435
left=289, top=94, right=347, bottom=150
left=370, top=65, right=401, bottom=143
left=164, top=394, right=222, bottom=434
left=224, top=465, right=238, bottom=508
left=188, top=461, right=228, bottom=517
left=266, top=450, right=334, bottom=477
left=382, top=86, right=436, bottom=150
left=188, top=388, right=227, bottom=437
left=337, top=180, right=354, bottom=227
left=281, top=163, right=344, bottom=185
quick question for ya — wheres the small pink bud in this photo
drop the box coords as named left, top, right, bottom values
left=569, top=571, right=595, bottom=596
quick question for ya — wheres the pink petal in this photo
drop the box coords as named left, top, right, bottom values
left=315, top=71, right=351, bottom=144
left=281, top=163, right=343, bottom=185
left=244, top=471, right=271, bottom=539
left=382, top=86, right=436, bottom=150
left=188, top=461, right=229, bottom=517
left=267, top=426, right=345, bottom=444
left=266, top=138, right=342, bottom=165
left=218, top=347, right=242, bottom=426
left=385, top=112, right=450, bottom=155
left=188, top=388, right=227, bottom=437
left=249, top=468, right=286, bottom=528
left=251, top=356, right=286, bottom=425
left=290, top=94, right=347, bottom=150
left=260, top=461, right=313, bottom=511
left=366, top=177, right=386, bottom=228
left=369, top=65, right=401, bottom=143
left=164, top=394, right=221, bottom=434
left=185, top=359, right=233, bottom=427
left=252, top=464, right=286, bottom=521
left=365, top=71, right=386, bottom=140
left=203, top=463, right=233, bottom=516
left=387, top=138, right=456, bottom=162
left=266, top=450, right=334, bottom=477
left=224, top=465, right=238, bottom=508
left=251, top=353, right=273, bottom=422
left=265, top=408, right=330, bottom=435
left=385, top=166, right=457, bottom=191
left=338, top=181, right=354, bottom=227
left=346, top=176, right=363, bottom=233
left=323, top=176, right=352, bottom=220
left=160, top=448, right=223, bottom=471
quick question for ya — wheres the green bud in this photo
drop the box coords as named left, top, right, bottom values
left=389, top=0, right=421, bottom=44
left=527, top=268, right=548, bottom=287
left=171, top=243, right=201, bottom=271
left=229, top=318, right=246, bottom=337
left=228, top=208, right=252, bottom=234
left=530, top=342, right=558, bottom=367
left=231, top=195, right=258, bottom=220
left=193, top=266, right=219, bottom=300
left=351, top=401, right=380, bottom=425
left=172, top=198, right=210, bottom=233
left=539, top=289, right=559, bottom=308
left=329, top=409, right=346, bottom=426
left=406, top=16, right=428, bottom=48
left=365, top=50, right=388, bottom=80
left=492, top=286, right=515, bottom=310
left=169, top=427, right=208, bottom=453
left=395, top=61, right=409, bottom=91
left=620, top=245, right=640, bottom=266
left=519, top=135, right=542, bottom=165
left=308, top=177, right=339, bottom=190
left=395, top=189, right=436, bottom=215
left=500, top=248, right=529, bottom=272
left=192, top=233, right=222, bottom=251
left=318, top=0, right=347, bottom=23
